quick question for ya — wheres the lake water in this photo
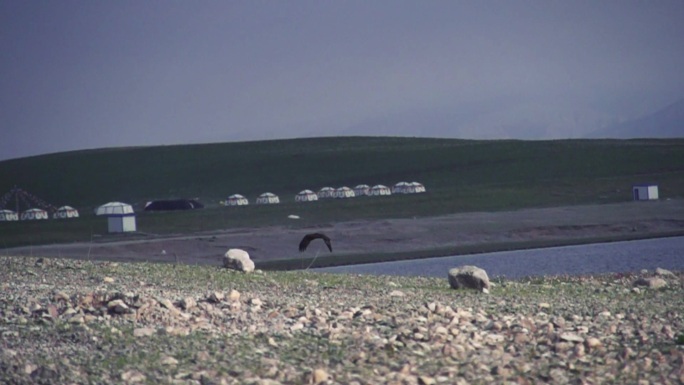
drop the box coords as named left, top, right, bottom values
left=314, top=236, right=684, bottom=279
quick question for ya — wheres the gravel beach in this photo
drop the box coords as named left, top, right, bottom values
left=1, top=255, right=682, bottom=384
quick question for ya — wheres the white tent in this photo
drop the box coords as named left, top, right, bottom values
left=353, top=184, right=370, bottom=196
left=410, top=181, right=426, bottom=193
left=95, top=202, right=134, bottom=216
left=317, top=187, right=336, bottom=199
left=0, top=209, right=19, bottom=221
left=335, top=186, right=356, bottom=198
left=392, top=181, right=411, bottom=194
left=226, top=194, right=249, bottom=206
left=256, top=192, right=280, bottom=204
left=369, top=185, right=392, bottom=196
left=21, top=208, right=49, bottom=221
left=53, top=205, right=79, bottom=219
left=295, top=190, right=318, bottom=202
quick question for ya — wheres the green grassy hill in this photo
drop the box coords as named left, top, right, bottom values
left=1, top=137, right=683, bottom=247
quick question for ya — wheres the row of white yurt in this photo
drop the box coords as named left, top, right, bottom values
left=0, top=209, right=19, bottom=221
left=225, top=192, right=281, bottom=206
left=0, top=206, right=80, bottom=221
left=392, top=181, right=426, bottom=194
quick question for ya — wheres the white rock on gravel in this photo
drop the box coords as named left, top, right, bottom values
left=448, top=265, right=490, bottom=291
left=633, top=277, right=667, bottom=289
left=223, top=248, right=255, bottom=273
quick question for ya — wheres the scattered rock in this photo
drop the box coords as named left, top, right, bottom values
left=389, top=290, right=406, bottom=297
left=633, top=277, right=667, bottom=289
left=180, top=297, right=197, bottom=310
left=133, top=327, right=156, bottom=337
left=655, top=267, right=676, bottom=278
left=208, top=291, right=225, bottom=303
left=223, top=248, right=255, bottom=273
left=103, top=277, right=115, bottom=283
left=311, top=368, right=329, bottom=384
left=448, top=265, right=490, bottom=291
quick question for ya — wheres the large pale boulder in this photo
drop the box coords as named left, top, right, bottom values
left=223, top=249, right=255, bottom=273
left=448, top=265, right=490, bottom=292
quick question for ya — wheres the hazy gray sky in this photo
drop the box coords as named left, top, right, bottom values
left=2, top=1, right=683, bottom=160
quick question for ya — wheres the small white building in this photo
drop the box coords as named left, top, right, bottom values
left=632, top=184, right=659, bottom=201
left=21, top=208, right=49, bottom=220
left=295, top=190, right=318, bottom=202
left=256, top=192, right=280, bottom=204
left=335, top=186, right=356, bottom=199
left=226, top=194, right=249, bottom=206
left=317, top=187, right=336, bottom=199
left=0, top=209, right=19, bottom=221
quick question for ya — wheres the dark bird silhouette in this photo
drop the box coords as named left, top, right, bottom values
left=299, top=233, right=333, bottom=252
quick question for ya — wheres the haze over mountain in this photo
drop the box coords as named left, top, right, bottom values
left=586, top=98, right=684, bottom=139
left=1, top=1, right=683, bottom=161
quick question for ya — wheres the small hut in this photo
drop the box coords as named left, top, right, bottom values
left=256, top=192, right=280, bottom=204
left=0, top=209, right=19, bottom=221
left=295, top=190, right=318, bottom=202
left=20, top=208, right=49, bottom=221
left=317, top=187, right=336, bottom=199
left=226, top=194, right=249, bottom=206
left=335, top=186, right=356, bottom=199
left=95, top=202, right=136, bottom=233
left=353, top=184, right=370, bottom=196
left=370, top=185, right=392, bottom=196
left=53, top=205, right=80, bottom=219
left=632, top=184, right=659, bottom=201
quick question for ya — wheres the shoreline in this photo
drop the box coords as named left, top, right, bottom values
left=3, top=200, right=684, bottom=271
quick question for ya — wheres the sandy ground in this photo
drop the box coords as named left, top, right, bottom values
left=4, top=199, right=684, bottom=266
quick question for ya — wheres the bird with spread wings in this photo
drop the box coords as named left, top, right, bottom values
left=298, top=232, right=333, bottom=253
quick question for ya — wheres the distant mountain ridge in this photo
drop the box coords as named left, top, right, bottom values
left=587, top=98, right=684, bottom=139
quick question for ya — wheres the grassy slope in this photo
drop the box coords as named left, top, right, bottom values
left=1, top=137, right=683, bottom=248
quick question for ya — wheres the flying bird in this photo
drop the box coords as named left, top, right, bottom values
left=299, top=233, right=333, bottom=253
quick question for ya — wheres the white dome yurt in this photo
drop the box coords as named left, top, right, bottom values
left=95, top=202, right=134, bottom=216
left=317, top=187, right=336, bottom=199
left=53, top=205, right=79, bottom=219
left=410, top=181, right=426, bottom=193
left=0, top=209, right=19, bottom=221
left=21, top=208, right=49, bottom=221
left=370, top=184, right=392, bottom=196
left=335, top=186, right=356, bottom=199
left=95, top=202, right=136, bottom=233
left=256, top=192, right=280, bottom=204
left=226, top=194, right=249, bottom=206
left=353, top=184, right=370, bottom=196
left=295, top=190, right=318, bottom=202
left=392, top=181, right=411, bottom=194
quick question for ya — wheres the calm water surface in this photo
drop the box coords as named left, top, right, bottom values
left=315, top=236, right=684, bottom=279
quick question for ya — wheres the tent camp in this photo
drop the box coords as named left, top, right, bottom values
left=317, top=187, right=336, bottom=199
left=335, top=186, right=356, bottom=198
left=53, top=206, right=79, bottom=219
left=295, top=190, right=318, bottom=202
left=256, top=192, right=280, bottom=204
left=353, top=184, right=370, bottom=196
left=144, top=199, right=204, bottom=211
left=410, top=181, right=426, bottom=193
left=226, top=194, right=249, bottom=206
left=21, top=208, right=49, bottom=220
left=369, top=185, right=392, bottom=196
left=95, top=202, right=134, bottom=216
left=0, top=209, right=19, bottom=221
